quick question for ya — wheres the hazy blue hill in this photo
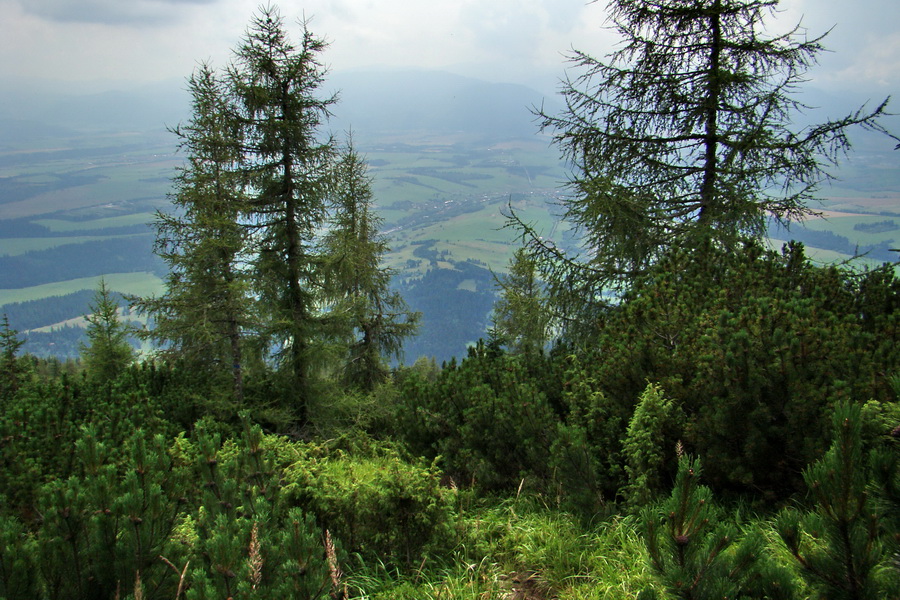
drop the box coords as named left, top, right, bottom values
left=0, top=79, right=189, bottom=135
left=0, top=119, right=79, bottom=146
left=328, top=69, right=559, bottom=140
left=1, top=71, right=889, bottom=148
left=0, top=71, right=556, bottom=141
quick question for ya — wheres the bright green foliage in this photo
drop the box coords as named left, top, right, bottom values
left=134, top=62, right=254, bottom=404
left=0, top=381, right=459, bottom=597
left=0, top=362, right=203, bottom=519
left=0, top=514, right=40, bottom=599
left=320, top=141, right=420, bottom=391
left=271, top=508, right=339, bottom=600
left=458, top=499, right=655, bottom=596
left=347, top=498, right=659, bottom=600
left=282, top=438, right=452, bottom=567
left=0, top=413, right=346, bottom=599
left=183, top=418, right=450, bottom=593
left=80, top=279, right=134, bottom=383
left=642, top=456, right=738, bottom=599
left=621, top=383, right=684, bottom=509
left=31, top=426, right=186, bottom=600
left=489, top=247, right=551, bottom=356
left=775, top=402, right=899, bottom=599
left=184, top=419, right=347, bottom=599
left=642, top=455, right=793, bottom=599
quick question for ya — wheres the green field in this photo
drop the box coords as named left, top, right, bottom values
left=0, top=135, right=178, bottom=221
left=801, top=212, right=899, bottom=242
left=0, top=272, right=164, bottom=307
left=34, top=212, right=157, bottom=232
left=766, top=237, right=886, bottom=270
left=0, top=232, right=148, bottom=256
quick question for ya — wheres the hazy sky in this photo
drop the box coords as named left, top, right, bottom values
left=0, top=0, right=897, bottom=95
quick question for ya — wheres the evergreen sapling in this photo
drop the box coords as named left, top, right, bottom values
left=775, top=402, right=899, bottom=599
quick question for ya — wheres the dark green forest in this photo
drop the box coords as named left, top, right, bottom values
left=2, top=2, right=899, bottom=599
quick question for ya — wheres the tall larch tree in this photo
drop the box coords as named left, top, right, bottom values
left=525, top=0, right=897, bottom=339
left=321, top=140, right=420, bottom=391
left=230, top=7, right=337, bottom=421
left=134, top=63, right=253, bottom=402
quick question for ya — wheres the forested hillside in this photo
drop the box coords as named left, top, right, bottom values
left=1, top=2, right=899, bottom=599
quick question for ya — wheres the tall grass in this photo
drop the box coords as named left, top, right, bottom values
left=345, top=496, right=655, bottom=599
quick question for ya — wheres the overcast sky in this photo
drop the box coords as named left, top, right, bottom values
left=0, top=0, right=897, bottom=96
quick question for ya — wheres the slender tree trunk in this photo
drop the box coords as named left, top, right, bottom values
left=228, top=314, right=244, bottom=403
left=280, top=101, right=309, bottom=423
left=698, top=0, right=722, bottom=226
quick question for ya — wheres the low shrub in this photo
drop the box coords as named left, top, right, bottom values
left=281, top=437, right=453, bottom=568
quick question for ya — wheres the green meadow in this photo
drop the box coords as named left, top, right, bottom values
left=0, top=233, right=148, bottom=257
left=34, top=212, right=157, bottom=232
left=0, top=271, right=165, bottom=307
left=801, top=212, right=899, bottom=243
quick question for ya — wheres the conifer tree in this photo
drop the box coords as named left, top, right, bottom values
left=0, top=514, right=39, bottom=599
left=641, top=454, right=792, bottom=599
left=621, top=383, right=683, bottom=509
left=321, top=140, right=419, bottom=390
left=489, top=247, right=551, bottom=356
left=134, top=63, right=253, bottom=403
left=230, top=6, right=338, bottom=421
left=137, top=5, right=416, bottom=421
left=776, top=402, right=899, bottom=599
left=81, top=279, right=134, bottom=383
left=0, top=314, right=25, bottom=399
left=526, top=0, right=897, bottom=335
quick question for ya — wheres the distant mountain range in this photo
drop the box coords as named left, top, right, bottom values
left=3, top=67, right=894, bottom=144
left=327, top=69, right=556, bottom=141
left=0, top=69, right=559, bottom=146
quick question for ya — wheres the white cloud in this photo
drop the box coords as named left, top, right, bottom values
left=8, top=0, right=220, bottom=26
left=828, top=32, right=900, bottom=89
left=0, top=0, right=895, bottom=92
left=769, top=0, right=899, bottom=89
left=0, top=0, right=247, bottom=85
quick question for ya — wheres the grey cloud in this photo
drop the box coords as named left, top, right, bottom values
left=460, top=2, right=558, bottom=57
left=17, top=0, right=219, bottom=26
